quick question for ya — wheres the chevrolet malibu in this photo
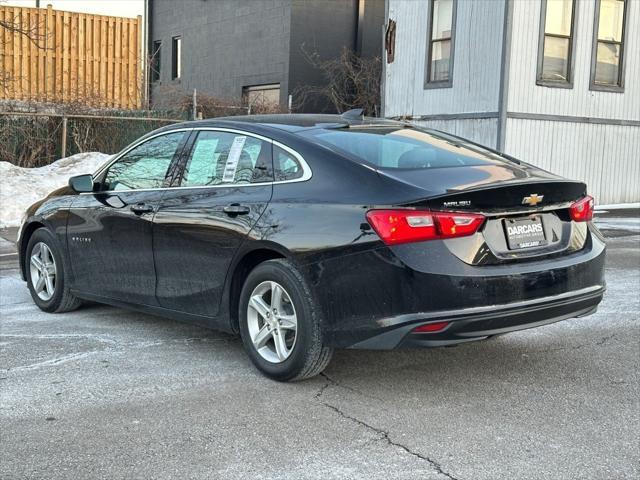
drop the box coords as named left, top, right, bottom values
left=18, top=114, right=606, bottom=381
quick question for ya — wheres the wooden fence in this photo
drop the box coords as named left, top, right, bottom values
left=0, top=5, right=142, bottom=109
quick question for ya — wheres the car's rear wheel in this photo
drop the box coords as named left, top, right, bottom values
left=26, top=228, right=82, bottom=313
left=239, top=259, right=333, bottom=381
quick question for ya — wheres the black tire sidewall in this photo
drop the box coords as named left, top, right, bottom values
left=239, top=260, right=321, bottom=381
left=25, top=228, right=66, bottom=312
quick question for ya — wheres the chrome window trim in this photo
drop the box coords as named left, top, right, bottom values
left=85, top=126, right=312, bottom=195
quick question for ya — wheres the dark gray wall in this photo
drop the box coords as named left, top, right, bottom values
left=288, top=0, right=384, bottom=112
left=288, top=0, right=358, bottom=112
left=148, top=0, right=383, bottom=112
left=149, top=0, right=292, bottom=107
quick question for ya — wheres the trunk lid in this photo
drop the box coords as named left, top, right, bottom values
left=379, top=164, right=587, bottom=213
left=379, top=165, right=589, bottom=265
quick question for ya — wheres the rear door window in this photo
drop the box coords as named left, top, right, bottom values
left=180, top=131, right=273, bottom=187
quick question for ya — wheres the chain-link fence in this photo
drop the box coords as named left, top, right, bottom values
left=0, top=111, right=186, bottom=168
left=0, top=87, right=290, bottom=168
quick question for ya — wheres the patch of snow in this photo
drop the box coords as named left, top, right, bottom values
left=0, top=152, right=111, bottom=228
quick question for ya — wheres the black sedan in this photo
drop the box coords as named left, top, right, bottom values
left=17, top=114, right=606, bottom=381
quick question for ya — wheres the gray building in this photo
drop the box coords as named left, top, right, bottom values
left=146, top=0, right=384, bottom=112
left=383, top=0, right=639, bottom=205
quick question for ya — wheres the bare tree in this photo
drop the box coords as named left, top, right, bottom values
left=293, top=46, right=381, bottom=116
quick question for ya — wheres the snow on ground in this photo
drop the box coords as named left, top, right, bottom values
left=0, top=152, right=110, bottom=228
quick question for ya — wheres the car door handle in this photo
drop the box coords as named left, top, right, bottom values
left=130, top=203, right=154, bottom=214
left=223, top=204, right=250, bottom=215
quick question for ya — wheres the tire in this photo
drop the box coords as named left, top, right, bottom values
left=239, top=259, right=333, bottom=381
left=25, top=228, right=82, bottom=313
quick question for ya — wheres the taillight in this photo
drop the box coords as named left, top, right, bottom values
left=569, top=195, right=594, bottom=222
left=366, top=209, right=485, bottom=245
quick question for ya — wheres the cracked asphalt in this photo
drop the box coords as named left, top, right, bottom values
left=1, top=229, right=639, bottom=479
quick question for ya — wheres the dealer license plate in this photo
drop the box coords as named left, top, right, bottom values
left=504, top=216, right=546, bottom=250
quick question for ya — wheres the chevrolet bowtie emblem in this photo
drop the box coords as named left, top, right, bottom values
left=522, top=194, right=544, bottom=206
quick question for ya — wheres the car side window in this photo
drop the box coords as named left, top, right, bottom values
left=180, top=131, right=273, bottom=187
left=102, top=132, right=185, bottom=191
left=274, top=145, right=303, bottom=181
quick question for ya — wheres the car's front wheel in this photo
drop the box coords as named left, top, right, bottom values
left=25, top=228, right=82, bottom=313
left=239, top=259, right=333, bottom=381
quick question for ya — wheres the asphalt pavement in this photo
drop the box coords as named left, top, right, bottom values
left=1, top=219, right=638, bottom=480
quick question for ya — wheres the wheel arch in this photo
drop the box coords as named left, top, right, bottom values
left=227, top=245, right=290, bottom=333
left=18, top=220, right=47, bottom=281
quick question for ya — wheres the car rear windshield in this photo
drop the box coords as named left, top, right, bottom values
left=301, top=126, right=511, bottom=170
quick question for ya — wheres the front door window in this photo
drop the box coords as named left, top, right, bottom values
left=103, top=132, right=186, bottom=191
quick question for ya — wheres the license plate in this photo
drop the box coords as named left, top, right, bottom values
left=504, top=216, right=546, bottom=249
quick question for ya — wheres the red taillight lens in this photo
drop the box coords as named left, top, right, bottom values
left=366, top=209, right=485, bottom=245
left=569, top=195, right=594, bottom=222
left=412, top=321, right=450, bottom=333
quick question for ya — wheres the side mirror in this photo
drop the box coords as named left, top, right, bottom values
left=69, top=174, right=95, bottom=193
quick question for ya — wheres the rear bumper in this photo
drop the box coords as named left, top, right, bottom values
left=350, top=285, right=605, bottom=349
left=303, top=227, right=605, bottom=349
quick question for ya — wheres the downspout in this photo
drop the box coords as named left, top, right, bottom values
left=496, top=0, right=512, bottom=152
left=380, top=0, right=391, bottom=118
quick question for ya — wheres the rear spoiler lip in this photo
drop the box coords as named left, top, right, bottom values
left=439, top=178, right=587, bottom=197
left=395, top=179, right=587, bottom=202
left=396, top=179, right=587, bottom=216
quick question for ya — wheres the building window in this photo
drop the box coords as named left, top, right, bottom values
left=171, top=36, right=181, bottom=80
left=242, top=84, right=281, bottom=113
left=424, top=0, right=457, bottom=88
left=590, top=0, right=628, bottom=91
left=151, top=41, right=161, bottom=82
left=537, top=0, right=577, bottom=88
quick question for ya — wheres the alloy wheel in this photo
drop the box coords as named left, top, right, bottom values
left=246, top=281, right=298, bottom=363
left=29, top=242, right=57, bottom=301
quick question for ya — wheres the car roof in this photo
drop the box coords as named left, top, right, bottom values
left=161, top=114, right=405, bottom=135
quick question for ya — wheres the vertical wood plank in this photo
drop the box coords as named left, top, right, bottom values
left=106, top=17, right=114, bottom=107
left=99, top=16, right=107, bottom=107
left=114, top=18, right=121, bottom=108
left=24, top=9, right=29, bottom=99
left=14, top=7, right=22, bottom=100
left=86, top=16, right=93, bottom=103
left=70, top=13, right=78, bottom=101
left=128, top=19, right=136, bottom=109
left=46, top=4, right=54, bottom=101
left=93, top=16, right=101, bottom=104
left=136, top=15, right=142, bottom=108
left=37, top=7, right=45, bottom=98
left=78, top=13, right=85, bottom=101
left=0, top=7, right=4, bottom=99
left=0, top=7, right=11, bottom=99
left=61, top=10, right=70, bottom=102
left=120, top=20, right=127, bottom=108
left=55, top=9, right=63, bottom=102
left=0, top=7, right=6, bottom=99
left=30, top=9, right=38, bottom=99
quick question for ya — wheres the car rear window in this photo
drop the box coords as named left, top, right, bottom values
left=301, top=127, right=510, bottom=170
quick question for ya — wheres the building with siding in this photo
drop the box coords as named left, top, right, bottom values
left=383, top=0, right=639, bottom=204
left=146, top=0, right=384, bottom=112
